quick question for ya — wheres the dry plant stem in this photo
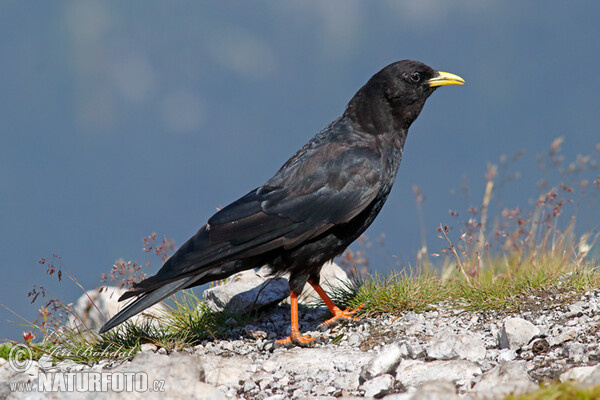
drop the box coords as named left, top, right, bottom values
left=478, top=165, right=496, bottom=252
left=412, top=185, right=429, bottom=266
left=439, top=224, right=474, bottom=285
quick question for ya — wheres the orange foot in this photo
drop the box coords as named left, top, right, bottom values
left=276, top=330, right=316, bottom=347
left=320, top=303, right=364, bottom=328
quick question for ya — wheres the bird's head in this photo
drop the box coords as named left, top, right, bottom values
left=345, top=60, right=464, bottom=134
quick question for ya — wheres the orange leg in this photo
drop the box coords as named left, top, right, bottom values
left=309, top=279, right=364, bottom=327
left=276, top=290, right=316, bottom=346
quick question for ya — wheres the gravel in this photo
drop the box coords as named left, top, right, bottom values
left=4, top=285, right=600, bottom=399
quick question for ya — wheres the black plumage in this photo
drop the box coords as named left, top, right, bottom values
left=99, top=60, right=464, bottom=344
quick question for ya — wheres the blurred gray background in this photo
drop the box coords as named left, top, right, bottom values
left=2, top=1, right=600, bottom=341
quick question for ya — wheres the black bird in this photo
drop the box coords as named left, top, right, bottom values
left=99, top=60, right=464, bottom=345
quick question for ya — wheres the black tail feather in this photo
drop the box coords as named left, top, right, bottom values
left=98, top=274, right=203, bottom=334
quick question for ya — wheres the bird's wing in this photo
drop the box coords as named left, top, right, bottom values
left=208, top=143, right=382, bottom=251
left=130, top=142, right=381, bottom=288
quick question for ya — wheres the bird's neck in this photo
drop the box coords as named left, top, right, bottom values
left=344, top=94, right=420, bottom=138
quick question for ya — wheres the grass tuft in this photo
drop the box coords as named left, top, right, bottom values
left=505, top=381, right=600, bottom=400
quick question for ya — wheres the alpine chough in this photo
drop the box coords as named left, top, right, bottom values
left=99, top=60, right=464, bottom=345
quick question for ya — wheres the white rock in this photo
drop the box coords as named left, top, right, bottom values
left=203, top=266, right=289, bottom=313
left=498, top=317, right=540, bottom=350
left=69, top=286, right=167, bottom=332
left=580, top=365, right=600, bottom=387
left=396, top=360, right=481, bottom=389
left=471, top=361, right=535, bottom=399
left=407, top=342, right=426, bottom=359
left=427, top=328, right=486, bottom=361
left=565, top=342, right=587, bottom=363
left=198, top=354, right=253, bottom=386
left=560, top=365, right=598, bottom=382
left=497, top=349, right=517, bottom=362
left=361, top=342, right=405, bottom=381
left=98, top=351, right=225, bottom=399
left=409, top=380, right=459, bottom=400
left=270, top=347, right=371, bottom=376
left=361, top=374, right=394, bottom=398
left=140, top=343, right=158, bottom=353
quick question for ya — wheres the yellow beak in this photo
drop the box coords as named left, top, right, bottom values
left=427, top=71, right=465, bottom=87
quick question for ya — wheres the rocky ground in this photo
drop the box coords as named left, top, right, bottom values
left=3, top=265, right=600, bottom=399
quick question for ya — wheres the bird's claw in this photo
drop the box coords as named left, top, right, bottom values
left=319, top=303, right=364, bottom=330
left=276, top=330, right=316, bottom=348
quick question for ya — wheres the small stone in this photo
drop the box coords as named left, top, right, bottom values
left=300, top=380, right=314, bottom=393
left=410, top=380, right=458, bottom=400
left=498, top=317, right=540, bottom=350
left=566, top=342, right=587, bottom=363
left=427, top=328, right=486, bottom=361
left=246, top=327, right=268, bottom=340
left=497, top=349, right=517, bottom=362
left=361, top=374, right=394, bottom=398
left=243, top=380, right=256, bottom=392
left=581, top=365, right=600, bottom=387
left=246, top=364, right=258, bottom=373
left=140, top=343, right=158, bottom=353
left=471, top=361, right=535, bottom=399
left=531, top=339, right=549, bottom=355
left=407, top=342, right=426, bottom=359
left=265, top=395, right=286, bottom=400
left=360, top=343, right=404, bottom=382
left=396, top=360, right=481, bottom=389
left=560, top=365, right=597, bottom=382
left=347, top=333, right=362, bottom=347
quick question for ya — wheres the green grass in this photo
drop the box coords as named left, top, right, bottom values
left=0, top=289, right=268, bottom=365
left=506, top=381, right=600, bottom=400
left=340, top=260, right=600, bottom=318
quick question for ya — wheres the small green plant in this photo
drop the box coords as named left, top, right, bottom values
left=505, top=381, right=600, bottom=400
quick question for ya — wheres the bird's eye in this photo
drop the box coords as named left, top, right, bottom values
left=410, top=72, right=421, bottom=83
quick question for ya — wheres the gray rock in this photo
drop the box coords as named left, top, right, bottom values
left=347, top=333, right=362, bottom=347
left=497, top=349, right=517, bottom=362
left=67, top=351, right=226, bottom=399
left=396, top=360, right=481, bottom=389
left=560, top=365, right=598, bottom=382
left=498, top=317, right=540, bottom=350
left=407, top=342, right=426, bottom=359
left=333, top=372, right=361, bottom=391
left=361, top=343, right=404, bottom=381
left=410, top=380, right=459, bottom=400
left=268, top=347, right=371, bottom=377
left=198, top=354, right=253, bottom=386
left=203, top=266, right=290, bottom=313
left=565, top=341, right=587, bottom=363
left=361, top=374, right=394, bottom=398
left=427, top=328, right=486, bottom=361
left=471, top=361, right=535, bottom=399
left=140, top=343, right=158, bottom=353
left=581, top=365, right=600, bottom=387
